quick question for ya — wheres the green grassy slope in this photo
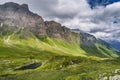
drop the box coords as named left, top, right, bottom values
left=0, top=24, right=118, bottom=58
left=80, top=42, right=118, bottom=58
left=0, top=36, right=87, bottom=57
left=0, top=29, right=118, bottom=58
left=0, top=29, right=119, bottom=80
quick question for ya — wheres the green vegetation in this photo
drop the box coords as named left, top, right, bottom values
left=80, top=43, right=118, bottom=58
left=0, top=56, right=120, bottom=80
left=0, top=30, right=120, bottom=80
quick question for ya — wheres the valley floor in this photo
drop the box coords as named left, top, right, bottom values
left=0, top=56, right=120, bottom=80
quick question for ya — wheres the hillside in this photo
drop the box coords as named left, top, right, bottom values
left=0, top=2, right=120, bottom=80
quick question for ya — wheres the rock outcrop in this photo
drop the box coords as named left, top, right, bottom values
left=72, top=29, right=97, bottom=47
left=98, top=69, right=120, bottom=80
left=45, top=21, right=80, bottom=43
left=0, top=2, right=46, bottom=35
left=80, top=32, right=97, bottom=47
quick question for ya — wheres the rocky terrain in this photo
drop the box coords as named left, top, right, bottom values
left=0, top=2, right=46, bottom=35
left=99, top=69, right=120, bottom=80
left=45, top=21, right=80, bottom=43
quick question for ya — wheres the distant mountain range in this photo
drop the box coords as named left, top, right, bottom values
left=87, top=0, right=120, bottom=51
left=108, top=40, right=120, bottom=51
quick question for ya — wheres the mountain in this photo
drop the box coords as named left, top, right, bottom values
left=0, top=2, right=46, bottom=36
left=45, top=21, right=80, bottom=43
left=108, top=40, right=120, bottom=51
left=87, top=0, right=120, bottom=8
left=86, top=0, right=120, bottom=52
left=0, top=2, right=120, bottom=80
left=0, top=2, right=119, bottom=58
left=72, top=29, right=119, bottom=57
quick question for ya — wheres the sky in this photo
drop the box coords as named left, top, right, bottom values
left=0, top=0, right=120, bottom=42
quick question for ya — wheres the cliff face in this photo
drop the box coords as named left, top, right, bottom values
left=0, top=2, right=46, bottom=35
left=72, top=29, right=97, bottom=47
left=45, top=21, right=80, bottom=43
left=80, top=32, right=97, bottom=47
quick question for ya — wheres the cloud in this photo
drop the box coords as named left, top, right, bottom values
left=55, top=1, right=120, bottom=42
left=0, top=0, right=120, bottom=41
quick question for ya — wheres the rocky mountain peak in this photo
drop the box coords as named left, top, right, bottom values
left=45, top=21, right=61, bottom=28
left=0, top=2, right=29, bottom=11
left=80, top=31, right=97, bottom=47
left=2, top=2, right=19, bottom=7
left=21, top=4, right=29, bottom=10
left=0, top=2, right=46, bottom=36
left=45, top=21, right=80, bottom=43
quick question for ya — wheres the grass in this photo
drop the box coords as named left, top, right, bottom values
left=0, top=56, right=120, bottom=80
left=0, top=32, right=119, bottom=80
left=0, top=34, right=87, bottom=57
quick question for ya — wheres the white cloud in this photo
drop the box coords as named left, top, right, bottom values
left=56, top=1, right=120, bottom=41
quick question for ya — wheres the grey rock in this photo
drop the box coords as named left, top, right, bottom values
left=80, top=32, right=97, bottom=47
left=0, top=2, right=46, bottom=35
left=109, top=75, right=120, bottom=80
left=45, top=21, right=80, bottom=43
